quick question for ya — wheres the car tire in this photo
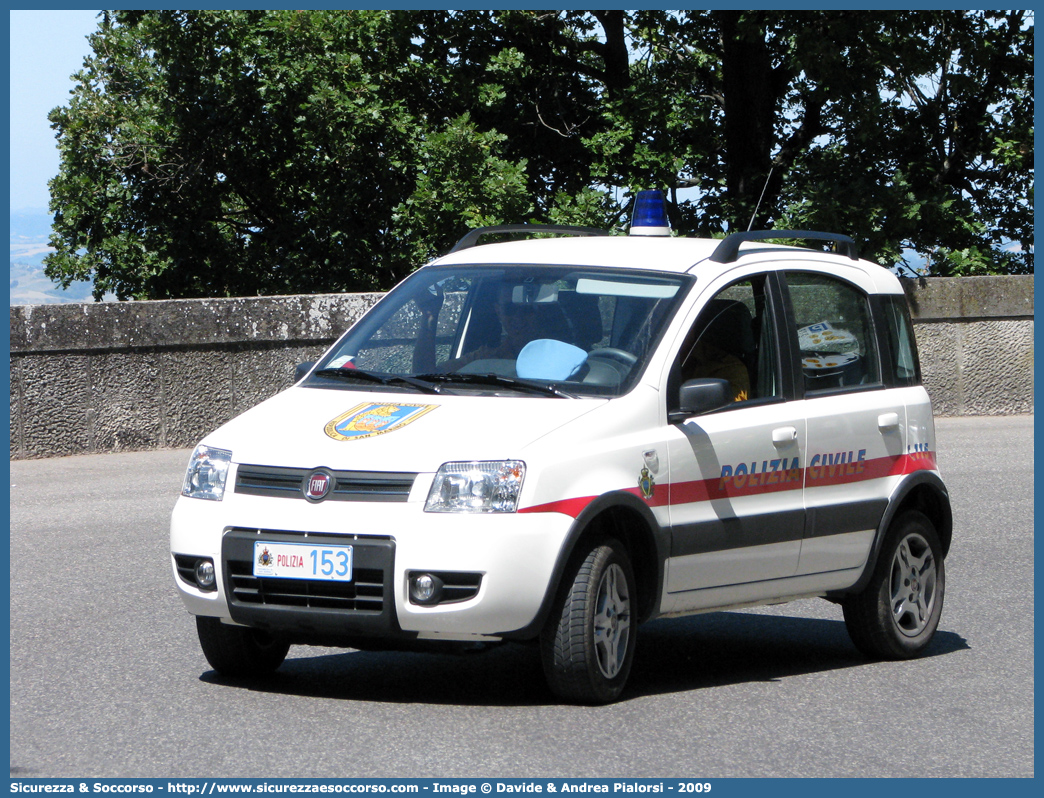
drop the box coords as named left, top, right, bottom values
left=196, top=616, right=291, bottom=677
left=540, top=538, right=637, bottom=704
left=842, top=510, right=945, bottom=659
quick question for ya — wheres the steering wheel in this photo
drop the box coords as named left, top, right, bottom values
left=590, top=347, right=638, bottom=366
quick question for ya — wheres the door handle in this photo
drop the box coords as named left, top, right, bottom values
left=772, top=426, right=798, bottom=445
left=878, top=412, right=900, bottom=431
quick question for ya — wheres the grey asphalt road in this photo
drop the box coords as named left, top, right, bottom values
left=9, top=416, right=1034, bottom=778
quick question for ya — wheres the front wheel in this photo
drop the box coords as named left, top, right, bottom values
left=540, top=538, right=637, bottom=704
left=842, top=510, right=945, bottom=659
left=196, top=616, right=290, bottom=677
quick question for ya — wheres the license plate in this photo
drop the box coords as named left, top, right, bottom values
left=253, top=541, right=353, bottom=582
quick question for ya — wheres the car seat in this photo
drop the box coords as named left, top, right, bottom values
left=558, top=291, right=603, bottom=350
left=692, top=298, right=757, bottom=397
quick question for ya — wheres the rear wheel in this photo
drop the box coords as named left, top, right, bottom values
left=196, top=616, right=290, bottom=677
left=540, top=538, right=637, bottom=704
left=843, top=510, right=945, bottom=659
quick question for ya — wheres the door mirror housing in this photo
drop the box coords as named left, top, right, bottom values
left=669, top=378, right=731, bottom=423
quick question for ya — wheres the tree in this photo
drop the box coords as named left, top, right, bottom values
left=46, top=10, right=1032, bottom=300
left=46, top=10, right=531, bottom=299
left=574, top=10, right=1034, bottom=274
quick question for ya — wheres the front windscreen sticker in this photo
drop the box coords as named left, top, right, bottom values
left=324, top=403, right=437, bottom=441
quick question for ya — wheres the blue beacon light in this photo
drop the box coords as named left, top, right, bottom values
left=629, top=189, right=671, bottom=236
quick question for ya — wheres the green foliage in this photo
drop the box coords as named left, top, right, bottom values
left=391, top=114, right=533, bottom=266
left=46, top=10, right=1033, bottom=300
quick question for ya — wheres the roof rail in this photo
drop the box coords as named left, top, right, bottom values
left=708, top=230, right=858, bottom=264
left=448, top=224, right=609, bottom=253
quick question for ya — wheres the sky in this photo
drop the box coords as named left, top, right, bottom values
left=9, top=9, right=101, bottom=211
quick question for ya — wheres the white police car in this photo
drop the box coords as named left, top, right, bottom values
left=171, top=191, right=951, bottom=703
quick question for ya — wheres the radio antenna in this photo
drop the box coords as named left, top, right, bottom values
left=747, top=166, right=774, bottom=232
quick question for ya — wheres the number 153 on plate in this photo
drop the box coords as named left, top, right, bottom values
left=254, top=541, right=353, bottom=581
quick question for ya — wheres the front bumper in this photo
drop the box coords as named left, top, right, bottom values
left=169, top=483, right=573, bottom=642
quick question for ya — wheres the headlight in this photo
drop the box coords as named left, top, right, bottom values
left=182, top=444, right=233, bottom=501
left=425, top=460, right=526, bottom=513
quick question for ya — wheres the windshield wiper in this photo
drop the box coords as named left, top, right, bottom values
left=416, top=372, right=574, bottom=398
left=312, top=368, right=441, bottom=394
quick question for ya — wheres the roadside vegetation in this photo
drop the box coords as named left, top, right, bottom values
left=45, top=10, right=1033, bottom=300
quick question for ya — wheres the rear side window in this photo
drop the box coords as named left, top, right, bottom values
left=785, top=272, right=880, bottom=393
left=881, top=294, right=921, bottom=386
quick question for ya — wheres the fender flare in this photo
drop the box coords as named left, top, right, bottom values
left=833, top=470, right=952, bottom=597
left=498, top=491, right=669, bottom=640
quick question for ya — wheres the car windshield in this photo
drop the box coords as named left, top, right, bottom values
left=307, top=264, right=692, bottom=398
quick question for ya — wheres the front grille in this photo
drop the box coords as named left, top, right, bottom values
left=222, top=528, right=395, bottom=619
left=227, top=561, right=385, bottom=612
left=235, top=464, right=416, bottom=502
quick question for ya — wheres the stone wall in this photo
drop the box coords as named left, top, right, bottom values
left=9, top=293, right=382, bottom=459
left=902, top=275, right=1034, bottom=416
left=8, top=276, right=1033, bottom=459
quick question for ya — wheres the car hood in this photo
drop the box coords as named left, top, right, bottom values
left=202, top=385, right=606, bottom=473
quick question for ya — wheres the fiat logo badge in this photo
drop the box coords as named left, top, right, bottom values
left=304, top=471, right=333, bottom=502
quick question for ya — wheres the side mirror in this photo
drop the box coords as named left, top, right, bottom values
left=294, top=361, right=315, bottom=382
left=668, top=378, right=731, bottom=424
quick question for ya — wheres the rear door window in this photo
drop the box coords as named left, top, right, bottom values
left=784, top=272, right=881, bottom=394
